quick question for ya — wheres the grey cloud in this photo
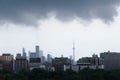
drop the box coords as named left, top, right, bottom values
left=0, top=0, right=120, bottom=26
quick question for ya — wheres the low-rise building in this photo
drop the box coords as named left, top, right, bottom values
left=77, top=54, right=103, bottom=68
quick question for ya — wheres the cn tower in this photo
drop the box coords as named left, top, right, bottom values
left=73, top=40, right=75, bottom=64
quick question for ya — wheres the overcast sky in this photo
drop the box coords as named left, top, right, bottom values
left=0, top=0, right=120, bottom=60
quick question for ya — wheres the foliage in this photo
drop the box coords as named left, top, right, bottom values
left=1, top=68, right=120, bottom=80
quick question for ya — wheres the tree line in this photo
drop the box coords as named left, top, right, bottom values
left=1, top=68, right=120, bottom=80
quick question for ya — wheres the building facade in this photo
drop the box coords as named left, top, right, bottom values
left=100, top=51, right=120, bottom=70
left=52, top=57, right=71, bottom=71
left=77, top=54, right=103, bottom=70
left=15, top=54, right=28, bottom=72
left=0, top=54, right=13, bottom=72
left=29, top=57, right=45, bottom=70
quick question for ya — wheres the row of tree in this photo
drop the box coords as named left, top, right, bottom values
left=1, top=68, right=120, bottom=80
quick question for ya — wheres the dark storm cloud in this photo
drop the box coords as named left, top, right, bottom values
left=0, top=0, right=120, bottom=25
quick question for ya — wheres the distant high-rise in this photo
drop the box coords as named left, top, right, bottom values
left=22, top=48, right=26, bottom=57
left=29, top=45, right=45, bottom=70
left=47, top=54, right=52, bottom=63
left=29, top=45, right=41, bottom=58
left=36, top=45, right=40, bottom=56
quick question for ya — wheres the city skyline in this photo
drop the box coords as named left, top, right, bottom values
left=1, top=0, right=120, bottom=60
left=0, top=46, right=120, bottom=72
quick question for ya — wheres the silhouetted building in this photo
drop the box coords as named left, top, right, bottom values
left=0, top=53, right=13, bottom=72
left=100, top=51, right=120, bottom=70
left=77, top=54, right=103, bottom=69
left=52, top=57, right=71, bottom=71
left=15, top=53, right=28, bottom=72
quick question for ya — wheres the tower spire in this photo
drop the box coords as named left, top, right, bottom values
left=73, top=40, right=75, bottom=64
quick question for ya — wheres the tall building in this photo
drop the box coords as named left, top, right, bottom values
left=47, top=54, right=52, bottom=63
left=29, top=45, right=46, bottom=70
left=35, top=45, right=40, bottom=57
left=0, top=53, right=13, bottom=72
left=100, top=51, right=120, bottom=70
left=29, top=55, right=46, bottom=70
left=15, top=53, right=28, bottom=72
left=29, top=45, right=41, bottom=58
left=22, top=48, right=26, bottom=58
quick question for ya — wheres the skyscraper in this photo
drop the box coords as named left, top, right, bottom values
left=29, top=45, right=44, bottom=70
left=29, top=45, right=41, bottom=58
left=35, top=45, right=40, bottom=57
left=47, top=54, right=52, bottom=63
left=22, top=48, right=26, bottom=58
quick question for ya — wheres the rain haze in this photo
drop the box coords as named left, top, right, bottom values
left=0, top=0, right=120, bottom=60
